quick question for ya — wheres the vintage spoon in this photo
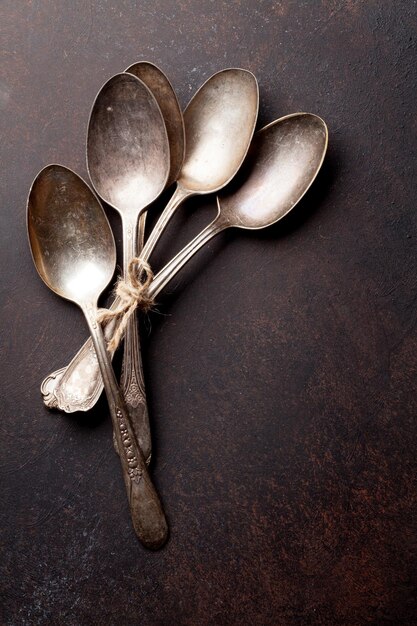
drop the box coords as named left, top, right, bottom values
left=28, top=164, right=168, bottom=549
left=147, top=113, right=328, bottom=298
left=87, top=72, right=169, bottom=464
left=137, top=67, right=259, bottom=265
left=42, top=64, right=185, bottom=431
left=41, top=72, right=170, bottom=468
left=42, top=67, right=258, bottom=414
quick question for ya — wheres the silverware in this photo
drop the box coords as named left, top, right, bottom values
left=42, top=72, right=170, bottom=467
left=28, top=164, right=168, bottom=549
left=42, top=64, right=185, bottom=440
left=42, top=67, right=258, bottom=414
left=87, top=72, right=169, bottom=464
left=148, top=113, right=328, bottom=297
left=137, top=67, right=259, bottom=264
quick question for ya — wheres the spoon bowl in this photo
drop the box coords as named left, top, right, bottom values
left=87, top=72, right=170, bottom=217
left=27, top=164, right=116, bottom=305
left=180, top=68, right=259, bottom=193
left=218, top=112, right=328, bottom=229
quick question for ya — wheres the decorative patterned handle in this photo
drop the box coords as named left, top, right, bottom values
left=84, top=304, right=168, bottom=549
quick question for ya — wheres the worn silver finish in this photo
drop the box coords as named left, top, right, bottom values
left=41, top=72, right=170, bottom=467
left=138, top=67, right=259, bottom=264
left=42, top=67, right=258, bottom=415
left=149, top=113, right=328, bottom=297
left=126, top=61, right=185, bottom=186
left=88, top=72, right=169, bottom=464
left=41, top=63, right=183, bottom=421
left=28, top=164, right=168, bottom=549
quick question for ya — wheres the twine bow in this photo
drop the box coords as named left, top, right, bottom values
left=98, top=257, right=154, bottom=353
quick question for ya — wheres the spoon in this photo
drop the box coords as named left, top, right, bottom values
left=28, top=165, right=168, bottom=549
left=41, top=67, right=258, bottom=414
left=41, top=72, right=170, bottom=468
left=87, top=72, right=169, bottom=465
left=41, top=63, right=185, bottom=427
left=147, top=113, right=328, bottom=299
left=137, top=67, right=259, bottom=265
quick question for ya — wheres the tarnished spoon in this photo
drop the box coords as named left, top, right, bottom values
left=42, top=67, right=258, bottom=414
left=42, top=64, right=185, bottom=434
left=137, top=67, right=259, bottom=264
left=148, top=113, right=328, bottom=299
left=87, top=72, right=169, bottom=464
left=28, top=165, right=168, bottom=549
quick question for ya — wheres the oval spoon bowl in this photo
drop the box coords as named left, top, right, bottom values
left=180, top=68, right=259, bottom=193
left=27, top=164, right=116, bottom=304
left=218, top=112, right=328, bottom=229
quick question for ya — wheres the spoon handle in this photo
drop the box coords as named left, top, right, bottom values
left=149, top=216, right=226, bottom=299
left=41, top=298, right=121, bottom=411
left=140, top=183, right=190, bottom=261
left=120, top=213, right=151, bottom=462
left=83, top=303, right=168, bottom=549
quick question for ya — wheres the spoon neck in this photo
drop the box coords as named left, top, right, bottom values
left=121, top=215, right=139, bottom=277
left=82, top=302, right=120, bottom=406
left=148, top=217, right=226, bottom=299
left=140, top=184, right=191, bottom=263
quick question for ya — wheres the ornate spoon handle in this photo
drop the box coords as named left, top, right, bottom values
left=83, top=304, right=167, bottom=549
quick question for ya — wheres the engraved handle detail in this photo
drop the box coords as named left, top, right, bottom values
left=84, top=305, right=168, bottom=549
left=120, top=214, right=151, bottom=462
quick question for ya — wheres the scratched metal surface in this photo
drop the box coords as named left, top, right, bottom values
left=1, top=2, right=416, bottom=625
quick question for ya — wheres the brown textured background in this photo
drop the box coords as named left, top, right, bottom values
left=1, top=2, right=416, bottom=625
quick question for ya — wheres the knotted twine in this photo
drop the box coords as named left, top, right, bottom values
left=97, top=257, right=154, bottom=353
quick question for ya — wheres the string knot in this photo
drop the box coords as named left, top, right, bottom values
left=97, top=257, right=154, bottom=353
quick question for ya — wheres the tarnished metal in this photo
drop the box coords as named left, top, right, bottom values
left=28, top=164, right=168, bottom=549
left=41, top=67, right=258, bottom=414
left=138, top=67, right=259, bottom=263
left=149, top=114, right=329, bottom=297
left=42, top=64, right=183, bottom=426
left=41, top=71, right=170, bottom=467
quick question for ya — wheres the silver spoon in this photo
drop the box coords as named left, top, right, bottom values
left=87, top=72, right=169, bottom=465
left=41, top=64, right=185, bottom=437
left=28, top=164, right=168, bottom=549
left=137, top=67, right=259, bottom=264
left=148, top=113, right=328, bottom=299
left=42, top=67, right=258, bottom=413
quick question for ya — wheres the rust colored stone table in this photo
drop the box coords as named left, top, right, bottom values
left=1, top=2, right=416, bottom=624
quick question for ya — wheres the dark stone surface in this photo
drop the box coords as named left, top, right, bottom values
left=1, top=1, right=416, bottom=624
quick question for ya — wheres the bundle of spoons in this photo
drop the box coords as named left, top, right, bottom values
left=27, top=63, right=328, bottom=549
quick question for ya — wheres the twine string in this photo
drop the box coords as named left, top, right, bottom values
left=97, top=257, right=154, bottom=353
